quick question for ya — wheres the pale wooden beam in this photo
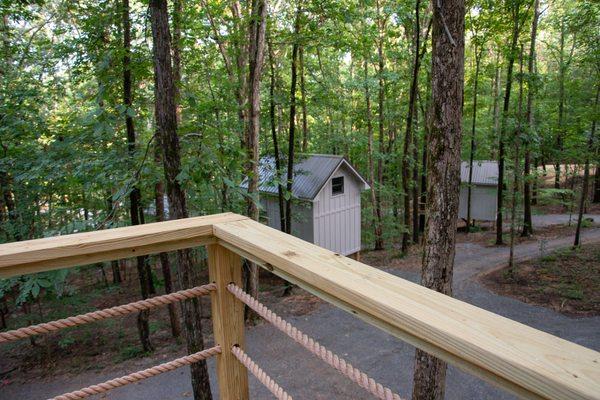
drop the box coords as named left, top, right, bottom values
left=207, top=243, right=249, bottom=400
left=213, top=218, right=600, bottom=400
left=0, top=213, right=247, bottom=278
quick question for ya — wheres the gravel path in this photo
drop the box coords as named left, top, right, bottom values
left=2, top=217, right=600, bottom=400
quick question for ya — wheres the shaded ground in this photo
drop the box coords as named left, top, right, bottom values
left=1, top=217, right=600, bottom=399
left=483, top=243, right=600, bottom=316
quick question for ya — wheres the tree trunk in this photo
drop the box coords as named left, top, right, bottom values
left=149, top=1, right=212, bottom=398
left=575, top=85, right=599, bottom=246
left=285, top=2, right=301, bottom=235
left=364, top=58, right=384, bottom=250
left=411, top=0, right=464, bottom=399
left=300, top=46, right=309, bottom=153
left=594, top=164, right=600, bottom=203
left=245, top=0, right=267, bottom=301
left=522, top=0, right=539, bottom=237
left=172, top=0, right=183, bottom=121
left=401, top=0, right=422, bottom=252
left=268, top=33, right=286, bottom=232
left=496, top=3, right=522, bottom=246
left=555, top=20, right=566, bottom=190
left=376, top=0, right=385, bottom=244
left=411, top=108, right=420, bottom=243
left=155, top=146, right=182, bottom=339
left=105, top=192, right=123, bottom=284
left=491, top=54, right=501, bottom=160
left=466, top=52, right=481, bottom=233
left=508, top=45, right=525, bottom=276
left=123, top=0, right=153, bottom=352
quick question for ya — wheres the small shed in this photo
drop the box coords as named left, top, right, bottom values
left=243, top=154, right=370, bottom=256
left=458, top=160, right=499, bottom=221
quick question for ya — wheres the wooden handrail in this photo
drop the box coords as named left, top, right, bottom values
left=0, top=213, right=245, bottom=278
left=212, top=217, right=600, bottom=400
left=0, top=213, right=598, bottom=400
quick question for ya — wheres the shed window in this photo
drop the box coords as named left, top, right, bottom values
left=332, top=176, right=344, bottom=196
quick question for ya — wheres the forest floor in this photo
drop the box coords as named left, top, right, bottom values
left=482, top=243, right=600, bottom=316
left=1, top=213, right=600, bottom=399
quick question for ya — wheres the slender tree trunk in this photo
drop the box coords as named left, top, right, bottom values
left=522, top=0, right=539, bottom=237
left=245, top=0, right=267, bottom=302
left=300, top=46, right=309, bottom=153
left=491, top=54, right=501, bottom=160
left=575, top=84, right=599, bottom=246
left=496, top=4, right=521, bottom=246
left=365, top=58, right=384, bottom=250
left=411, top=107, right=420, bottom=243
left=149, top=1, right=212, bottom=398
left=466, top=52, right=481, bottom=233
left=594, top=164, right=600, bottom=203
left=376, top=0, right=385, bottom=242
left=172, top=0, right=183, bottom=121
left=123, top=0, right=153, bottom=352
left=105, top=192, right=123, bottom=284
left=411, top=0, right=464, bottom=399
left=555, top=20, right=566, bottom=189
left=154, top=146, right=182, bottom=339
left=268, top=33, right=286, bottom=232
left=285, top=2, right=301, bottom=235
left=401, top=0, right=422, bottom=252
left=508, top=45, right=525, bottom=276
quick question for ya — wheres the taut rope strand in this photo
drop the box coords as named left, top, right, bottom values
left=227, top=284, right=404, bottom=400
left=231, top=345, right=293, bottom=400
left=48, top=346, right=221, bottom=400
left=0, top=283, right=216, bottom=343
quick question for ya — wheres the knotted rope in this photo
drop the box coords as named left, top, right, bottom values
left=48, top=346, right=221, bottom=400
left=0, top=283, right=216, bottom=343
left=231, top=345, right=293, bottom=400
left=227, top=284, right=404, bottom=400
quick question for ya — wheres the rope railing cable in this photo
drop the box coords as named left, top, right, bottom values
left=231, top=345, right=294, bottom=400
left=227, top=283, right=404, bottom=400
left=48, top=345, right=221, bottom=400
left=0, top=283, right=217, bottom=343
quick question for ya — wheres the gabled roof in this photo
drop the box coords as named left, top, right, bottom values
left=241, top=154, right=370, bottom=201
left=461, top=160, right=499, bottom=186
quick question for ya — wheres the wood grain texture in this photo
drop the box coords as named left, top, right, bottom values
left=207, top=244, right=249, bottom=400
left=0, top=213, right=245, bottom=278
left=213, top=218, right=600, bottom=400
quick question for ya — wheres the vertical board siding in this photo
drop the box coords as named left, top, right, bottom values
left=458, top=184, right=498, bottom=221
left=313, top=165, right=362, bottom=256
left=261, top=197, right=314, bottom=243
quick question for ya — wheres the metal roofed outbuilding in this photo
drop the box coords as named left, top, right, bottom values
left=459, top=160, right=499, bottom=222
left=241, top=154, right=370, bottom=256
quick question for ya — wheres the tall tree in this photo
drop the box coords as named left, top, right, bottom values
left=411, top=0, right=465, bottom=399
left=268, top=30, right=286, bottom=232
left=245, top=0, right=268, bottom=300
left=574, top=83, right=599, bottom=246
left=122, top=0, right=153, bottom=352
left=401, top=0, right=424, bottom=251
left=522, top=0, right=539, bottom=237
left=285, top=1, right=302, bottom=235
left=149, top=0, right=212, bottom=398
left=496, top=0, right=526, bottom=245
left=154, top=146, right=182, bottom=339
left=465, top=7, right=485, bottom=233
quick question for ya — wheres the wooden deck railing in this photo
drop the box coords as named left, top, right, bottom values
left=0, top=212, right=598, bottom=400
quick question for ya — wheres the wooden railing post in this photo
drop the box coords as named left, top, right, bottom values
left=207, top=244, right=249, bottom=400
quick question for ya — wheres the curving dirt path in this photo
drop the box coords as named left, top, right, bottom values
left=2, top=217, right=600, bottom=400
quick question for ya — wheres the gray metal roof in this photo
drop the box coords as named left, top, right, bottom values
left=241, top=154, right=369, bottom=200
left=461, top=161, right=499, bottom=186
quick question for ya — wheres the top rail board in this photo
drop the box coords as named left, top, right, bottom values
left=213, top=217, right=600, bottom=400
left=0, top=213, right=245, bottom=278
